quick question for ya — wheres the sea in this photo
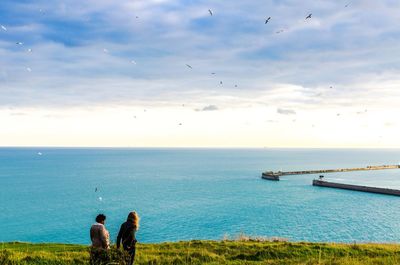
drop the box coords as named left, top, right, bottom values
left=1, top=148, right=400, bottom=244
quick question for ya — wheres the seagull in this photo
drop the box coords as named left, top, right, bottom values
left=1, top=25, right=6, bottom=31
left=130, top=60, right=136, bottom=64
left=16, top=42, right=23, bottom=45
left=306, top=13, right=312, bottom=19
left=234, top=84, right=238, bottom=87
left=275, top=29, right=284, bottom=34
left=179, top=123, right=183, bottom=126
left=211, top=72, right=216, bottom=75
left=98, top=196, right=103, bottom=201
left=95, top=187, right=98, bottom=192
left=208, top=9, right=213, bottom=16
left=265, top=17, right=271, bottom=24
left=133, top=115, right=137, bottom=119
left=37, top=152, right=42, bottom=155
left=27, top=48, right=32, bottom=52
left=345, top=3, right=350, bottom=7
left=186, top=64, right=192, bottom=69
left=220, top=81, right=223, bottom=85
left=26, top=67, right=32, bottom=72
left=103, top=48, right=108, bottom=53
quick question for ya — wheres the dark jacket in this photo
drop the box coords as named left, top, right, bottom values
left=116, top=220, right=137, bottom=250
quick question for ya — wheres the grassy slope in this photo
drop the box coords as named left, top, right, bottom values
left=1, top=241, right=400, bottom=264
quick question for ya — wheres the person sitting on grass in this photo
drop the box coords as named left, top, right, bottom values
left=90, top=214, right=110, bottom=264
left=116, top=211, right=140, bottom=265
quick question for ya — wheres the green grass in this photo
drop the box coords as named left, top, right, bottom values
left=1, top=240, right=400, bottom=264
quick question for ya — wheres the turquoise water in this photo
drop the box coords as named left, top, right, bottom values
left=1, top=148, right=400, bottom=244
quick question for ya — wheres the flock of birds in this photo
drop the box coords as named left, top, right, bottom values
left=183, top=10, right=317, bottom=86
left=2, top=2, right=368, bottom=132
left=1, top=2, right=363, bottom=129
left=0, top=3, right=351, bottom=102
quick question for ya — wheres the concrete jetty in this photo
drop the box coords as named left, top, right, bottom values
left=262, top=165, right=400, bottom=181
left=312, top=179, right=400, bottom=197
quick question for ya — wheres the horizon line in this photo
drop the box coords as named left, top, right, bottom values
left=1, top=146, right=400, bottom=149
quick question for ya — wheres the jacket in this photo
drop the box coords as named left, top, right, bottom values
left=90, top=223, right=110, bottom=249
left=116, top=220, right=137, bottom=250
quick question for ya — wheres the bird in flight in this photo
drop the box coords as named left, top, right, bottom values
left=16, top=42, right=23, bottom=45
left=208, top=9, right=213, bottom=16
left=1, top=25, right=6, bottom=31
left=265, top=17, right=271, bottom=24
left=306, top=13, right=312, bottom=19
left=345, top=3, right=350, bottom=7
left=186, top=64, right=193, bottom=69
left=95, top=187, right=98, bottom=192
left=26, top=67, right=32, bottom=72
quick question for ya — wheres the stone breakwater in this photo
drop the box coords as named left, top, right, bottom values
left=312, top=179, right=400, bottom=196
left=262, top=165, right=400, bottom=181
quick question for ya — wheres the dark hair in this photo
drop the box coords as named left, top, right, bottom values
left=95, top=214, right=106, bottom=223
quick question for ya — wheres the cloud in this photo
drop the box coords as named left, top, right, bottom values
left=196, top=105, right=218, bottom=111
left=0, top=0, right=399, bottom=112
left=277, top=108, right=296, bottom=115
left=9, top=112, right=27, bottom=116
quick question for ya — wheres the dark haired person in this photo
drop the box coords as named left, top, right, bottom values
left=90, top=214, right=110, bottom=264
left=117, top=211, right=140, bottom=265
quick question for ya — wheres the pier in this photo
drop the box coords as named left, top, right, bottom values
left=312, top=179, right=400, bottom=197
left=262, top=165, right=400, bottom=181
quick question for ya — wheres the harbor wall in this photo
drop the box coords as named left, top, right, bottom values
left=263, top=165, right=400, bottom=177
left=312, top=179, right=400, bottom=196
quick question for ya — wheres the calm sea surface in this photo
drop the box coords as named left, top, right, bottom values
left=1, top=148, right=400, bottom=244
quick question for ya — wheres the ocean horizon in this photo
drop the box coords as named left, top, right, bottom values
left=1, top=147, right=400, bottom=244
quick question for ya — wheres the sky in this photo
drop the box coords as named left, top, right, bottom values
left=0, top=0, right=400, bottom=147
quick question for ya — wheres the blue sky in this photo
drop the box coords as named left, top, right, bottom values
left=1, top=0, right=400, bottom=147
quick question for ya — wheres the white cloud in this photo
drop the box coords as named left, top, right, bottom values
left=277, top=108, right=296, bottom=115
left=195, top=105, right=218, bottom=111
left=1, top=0, right=400, bottom=146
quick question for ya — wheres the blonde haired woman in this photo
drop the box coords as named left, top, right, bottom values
left=116, top=211, right=140, bottom=265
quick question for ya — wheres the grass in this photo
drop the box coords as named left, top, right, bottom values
left=1, top=240, right=400, bottom=264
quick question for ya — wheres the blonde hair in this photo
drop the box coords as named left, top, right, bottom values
left=127, top=211, right=140, bottom=230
